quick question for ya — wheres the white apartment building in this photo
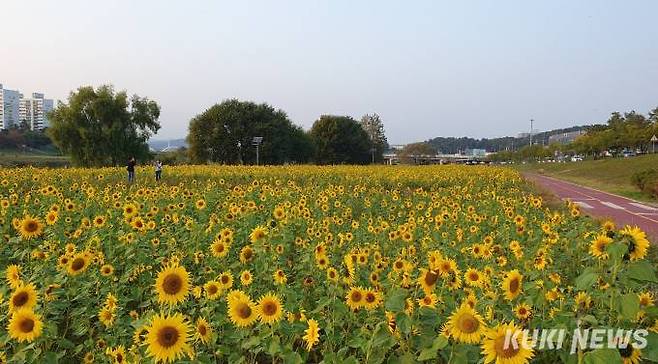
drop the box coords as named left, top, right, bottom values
left=20, top=92, right=54, bottom=130
left=0, top=84, right=22, bottom=129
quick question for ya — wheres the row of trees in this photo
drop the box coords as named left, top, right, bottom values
left=570, top=108, right=658, bottom=156
left=46, top=85, right=389, bottom=167
left=187, top=100, right=388, bottom=165
left=0, top=124, right=52, bottom=150
left=488, top=107, right=658, bottom=162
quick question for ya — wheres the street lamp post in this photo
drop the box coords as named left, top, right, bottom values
left=252, top=137, right=263, bottom=165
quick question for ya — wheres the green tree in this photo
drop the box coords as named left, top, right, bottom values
left=48, top=85, right=160, bottom=167
left=310, top=115, right=372, bottom=165
left=359, top=113, right=388, bottom=163
left=398, top=142, right=436, bottom=164
left=187, top=99, right=313, bottom=165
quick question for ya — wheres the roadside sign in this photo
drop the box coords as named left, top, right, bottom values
left=651, top=135, right=658, bottom=142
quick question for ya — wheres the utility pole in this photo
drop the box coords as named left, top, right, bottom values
left=252, top=137, right=263, bottom=165
left=529, top=118, right=534, bottom=146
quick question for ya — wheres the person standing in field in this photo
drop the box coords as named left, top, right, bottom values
left=127, top=157, right=136, bottom=183
left=154, top=160, right=163, bottom=182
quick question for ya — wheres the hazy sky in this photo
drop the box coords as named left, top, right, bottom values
left=2, top=1, right=657, bottom=144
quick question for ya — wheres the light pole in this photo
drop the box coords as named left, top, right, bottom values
left=252, top=137, right=263, bottom=165
left=651, top=135, right=657, bottom=154
left=370, top=147, right=376, bottom=164
left=529, top=118, right=534, bottom=146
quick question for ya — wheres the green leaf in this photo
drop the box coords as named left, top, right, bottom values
left=417, top=336, right=449, bottom=361
left=241, top=335, right=261, bottom=350
left=619, top=293, right=640, bottom=321
left=607, top=242, right=627, bottom=265
left=575, top=270, right=598, bottom=290
left=583, top=348, right=622, bottom=364
left=385, top=288, right=407, bottom=312
left=626, top=261, right=658, bottom=283
left=396, top=313, right=411, bottom=335
left=642, top=332, right=658, bottom=362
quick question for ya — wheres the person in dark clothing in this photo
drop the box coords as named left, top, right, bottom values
left=154, top=160, right=162, bottom=182
left=127, top=157, right=136, bottom=183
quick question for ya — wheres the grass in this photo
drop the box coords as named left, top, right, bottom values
left=515, top=153, right=658, bottom=203
left=0, top=149, right=69, bottom=167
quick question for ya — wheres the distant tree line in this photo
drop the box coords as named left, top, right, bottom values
left=489, top=106, right=658, bottom=162
left=187, top=99, right=388, bottom=165
left=45, top=86, right=389, bottom=167
left=426, top=126, right=588, bottom=154
left=0, top=124, right=53, bottom=150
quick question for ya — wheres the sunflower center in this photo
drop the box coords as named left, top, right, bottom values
left=469, top=273, right=479, bottom=281
left=424, top=270, right=439, bottom=286
left=365, top=293, right=376, bottom=303
left=19, top=318, right=35, bottom=333
left=262, top=301, right=277, bottom=316
left=619, top=345, right=633, bottom=358
left=208, top=285, right=218, bottom=294
left=25, top=221, right=38, bottom=232
left=457, top=313, right=479, bottom=333
left=198, top=325, right=207, bottom=335
left=509, top=278, right=520, bottom=293
left=71, top=258, right=85, bottom=271
left=13, top=291, right=29, bottom=307
left=157, top=326, right=180, bottom=348
left=243, top=249, right=253, bottom=260
left=351, top=291, right=363, bottom=302
left=221, top=276, right=229, bottom=284
left=215, top=244, right=225, bottom=253
left=163, top=274, right=182, bottom=295
left=237, top=302, right=252, bottom=319
left=494, top=335, right=520, bottom=358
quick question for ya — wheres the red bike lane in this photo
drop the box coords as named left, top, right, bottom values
left=525, top=173, right=658, bottom=242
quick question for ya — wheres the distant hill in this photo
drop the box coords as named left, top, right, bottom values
left=426, top=126, right=591, bottom=154
left=148, top=139, right=188, bottom=151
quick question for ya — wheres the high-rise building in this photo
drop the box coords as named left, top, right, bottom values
left=19, top=92, right=54, bottom=130
left=0, top=84, right=22, bottom=129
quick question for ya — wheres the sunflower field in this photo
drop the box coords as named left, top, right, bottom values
left=0, top=165, right=657, bottom=364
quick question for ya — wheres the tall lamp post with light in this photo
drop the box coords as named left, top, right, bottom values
left=252, top=137, right=263, bottom=165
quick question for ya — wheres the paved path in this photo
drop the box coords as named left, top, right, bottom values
left=525, top=173, right=658, bottom=241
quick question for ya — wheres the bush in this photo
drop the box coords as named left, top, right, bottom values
left=631, top=168, right=658, bottom=196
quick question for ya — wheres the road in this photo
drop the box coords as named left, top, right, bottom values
left=525, top=173, right=658, bottom=241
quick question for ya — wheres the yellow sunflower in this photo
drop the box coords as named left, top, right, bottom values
left=589, top=234, right=612, bottom=259
left=18, top=215, right=43, bottom=240
left=257, top=293, right=284, bottom=324
left=620, top=226, right=650, bottom=261
left=345, top=287, right=365, bottom=311
left=195, top=317, right=212, bottom=344
left=67, top=252, right=91, bottom=276
left=418, top=268, right=439, bottom=294
left=204, top=280, right=222, bottom=300
left=218, top=271, right=234, bottom=289
left=240, top=270, right=253, bottom=286
left=303, top=318, right=320, bottom=351
left=446, top=303, right=485, bottom=344
left=227, top=291, right=258, bottom=328
left=99, top=307, right=116, bottom=328
left=7, top=308, right=43, bottom=343
left=5, top=264, right=22, bottom=288
left=209, top=239, right=230, bottom=258
left=249, top=226, right=267, bottom=243
left=362, top=288, right=382, bottom=310
left=514, top=303, right=532, bottom=320
left=502, top=270, right=523, bottom=301
left=481, top=321, right=534, bottom=364
left=154, top=264, right=190, bottom=305
left=145, top=312, right=193, bottom=363
left=9, top=282, right=38, bottom=312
